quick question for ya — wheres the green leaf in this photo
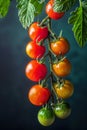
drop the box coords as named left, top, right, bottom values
left=53, top=0, right=77, bottom=12
left=30, top=0, right=44, bottom=16
left=17, top=0, right=35, bottom=29
left=0, top=0, right=10, bottom=18
left=17, top=0, right=44, bottom=29
left=68, top=1, right=87, bottom=47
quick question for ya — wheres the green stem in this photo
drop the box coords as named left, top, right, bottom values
left=79, top=0, right=82, bottom=6
left=48, top=18, right=57, bottom=40
left=40, top=52, right=49, bottom=63
left=39, top=16, right=49, bottom=26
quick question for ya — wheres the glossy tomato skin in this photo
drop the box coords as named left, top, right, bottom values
left=28, top=84, right=51, bottom=106
left=46, top=0, right=64, bottom=20
left=28, top=22, right=48, bottom=42
left=50, top=37, right=70, bottom=55
left=38, top=107, right=55, bottom=126
left=52, top=58, right=72, bottom=77
left=26, top=41, right=45, bottom=59
left=53, top=80, right=74, bottom=99
left=25, top=60, right=47, bottom=82
left=53, top=102, right=71, bottom=119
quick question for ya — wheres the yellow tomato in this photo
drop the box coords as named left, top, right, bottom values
left=53, top=80, right=74, bottom=99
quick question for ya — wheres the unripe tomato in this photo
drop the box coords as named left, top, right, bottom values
left=53, top=80, right=74, bottom=99
left=52, top=58, right=72, bottom=77
left=38, top=107, right=55, bottom=126
left=28, top=84, right=51, bottom=106
left=28, top=22, right=48, bottom=41
left=53, top=102, right=71, bottom=119
left=25, top=60, right=47, bottom=82
left=46, top=0, right=64, bottom=20
left=50, top=37, right=70, bottom=55
left=26, top=41, right=45, bottom=59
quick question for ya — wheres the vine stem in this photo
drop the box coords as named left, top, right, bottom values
left=79, top=0, right=82, bottom=6
left=47, top=18, right=57, bottom=40
left=39, top=16, right=49, bottom=26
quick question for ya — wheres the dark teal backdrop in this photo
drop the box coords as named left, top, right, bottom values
left=0, top=0, right=87, bottom=130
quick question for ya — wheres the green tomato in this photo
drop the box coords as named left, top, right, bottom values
left=53, top=102, right=71, bottom=119
left=37, top=107, right=55, bottom=126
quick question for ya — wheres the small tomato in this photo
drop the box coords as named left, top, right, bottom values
left=38, top=107, right=55, bottom=126
left=25, top=60, right=47, bottom=82
left=53, top=80, right=74, bottom=99
left=28, top=84, right=51, bottom=106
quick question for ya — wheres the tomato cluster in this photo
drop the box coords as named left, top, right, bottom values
left=25, top=0, right=74, bottom=127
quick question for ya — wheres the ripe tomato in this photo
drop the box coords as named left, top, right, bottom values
left=52, top=58, right=72, bottom=77
left=28, top=22, right=48, bottom=42
left=46, top=0, right=64, bottom=20
left=50, top=37, right=70, bottom=55
left=38, top=107, right=55, bottom=126
left=28, top=84, right=51, bottom=106
left=53, top=80, right=74, bottom=99
left=26, top=41, right=45, bottom=59
left=25, top=60, right=47, bottom=82
left=53, top=102, right=71, bottom=119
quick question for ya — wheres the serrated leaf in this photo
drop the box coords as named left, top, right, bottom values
left=0, top=0, right=10, bottom=18
left=17, top=0, right=44, bottom=29
left=53, top=0, right=77, bottom=12
left=30, top=0, right=44, bottom=16
left=17, top=0, right=35, bottom=29
left=68, top=1, right=87, bottom=47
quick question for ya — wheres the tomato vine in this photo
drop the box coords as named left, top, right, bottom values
left=25, top=3, right=74, bottom=125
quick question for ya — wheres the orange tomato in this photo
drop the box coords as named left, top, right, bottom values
left=53, top=80, right=74, bottom=99
left=50, top=37, right=70, bottom=55
left=28, top=84, right=51, bottom=106
left=52, top=58, right=72, bottom=77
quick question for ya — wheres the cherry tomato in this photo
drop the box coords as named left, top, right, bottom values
left=53, top=102, right=71, bottom=119
left=52, top=58, right=72, bottom=77
left=50, top=37, right=70, bottom=55
left=38, top=107, right=55, bottom=126
left=53, top=80, right=74, bottom=99
left=46, top=0, right=64, bottom=20
left=28, top=84, right=51, bottom=106
left=25, top=60, right=47, bottom=82
left=26, top=41, right=45, bottom=59
left=28, top=22, right=48, bottom=42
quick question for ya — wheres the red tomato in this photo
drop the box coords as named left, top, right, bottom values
left=28, top=22, right=48, bottom=42
left=26, top=41, right=46, bottom=59
left=46, top=0, right=64, bottom=20
left=25, top=60, right=47, bottom=82
left=28, top=84, right=51, bottom=106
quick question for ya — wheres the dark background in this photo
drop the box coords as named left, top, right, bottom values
left=0, top=0, right=87, bottom=130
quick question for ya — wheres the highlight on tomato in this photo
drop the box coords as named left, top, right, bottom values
left=37, top=107, right=55, bottom=126
left=53, top=80, right=74, bottom=99
left=25, top=60, right=47, bottom=82
left=28, top=84, right=51, bottom=106
left=50, top=37, right=70, bottom=56
left=53, top=102, right=71, bottom=119
left=26, top=40, right=46, bottom=59
left=46, top=0, right=64, bottom=20
left=52, top=58, right=72, bottom=77
left=28, top=22, right=49, bottom=42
